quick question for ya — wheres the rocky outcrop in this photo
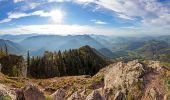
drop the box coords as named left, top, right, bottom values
left=0, top=60, right=165, bottom=100
left=21, top=63, right=27, bottom=78
left=67, top=91, right=82, bottom=100
left=0, top=84, right=16, bottom=100
left=146, top=60, right=162, bottom=71
left=84, top=60, right=163, bottom=100
left=114, top=91, right=126, bottom=100
left=104, top=60, right=144, bottom=90
left=148, top=88, right=158, bottom=100
left=0, top=63, right=2, bottom=72
left=50, top=88, right=66, bottom=100
left=85, top=90, right=103, bottom=100
left=15, top=88, right=25, bottom=100
left=0, top=84, right=45, bottom=100
left=22, top=84, right=45, bottom=100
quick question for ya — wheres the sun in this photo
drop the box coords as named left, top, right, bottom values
left=49, top=9, right=64, bottom=24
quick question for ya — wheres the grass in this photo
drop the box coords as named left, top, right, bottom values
left=0, top=73, right=24, bottom=88
left=45, top=95, right=51, bottom=100
left=161, top=62, right=170, bottom=67
left=127, top=91, right=133, bottom=100
left=0, top=72, right=105, bottom=99
left=0, top=96, right=12, bottom=100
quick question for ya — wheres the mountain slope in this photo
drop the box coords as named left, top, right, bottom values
left=0, top=34, right=38, bottom=43
left=135, top=40, right=169, bottom=59
left=20, top=35, right=106, bottom=56
left=0, top=39, right=24, bottom=54
left=28, top=45, right=109, bottom=78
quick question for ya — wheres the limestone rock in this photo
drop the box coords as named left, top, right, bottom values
left=21, top=62, right=27, bottom=77
left=148, top=88, right=158, bottom=100
left=147, top=60, right=162, bottom=71
left=85, top=90, right=103, bottom=100
left=0, top=84, right=16, bottom=100
left=114, top=91, right=125, bottom=100
left=104, top=60, right=144, bottom=89
left=15, top=88, right=25, bottom=100
left=67, top=91, right=82, bottom=100
left=164, top=94, right=168, bottom=100
left=50, top=88, right=66, bottom=100
left=0, top=63, right=2, bottom=72
left=23, top=84, right=45, bottom=100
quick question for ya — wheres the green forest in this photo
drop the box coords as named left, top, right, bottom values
left=0, top=45, right=24, bottom=77
left=27, top=45, right=109, bottom=78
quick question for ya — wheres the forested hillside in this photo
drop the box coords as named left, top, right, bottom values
left=0, top=39, right=24, bottom=54
left=28, top=45, right=109, bottom=78
left=0, top=47, right=24, bottom=77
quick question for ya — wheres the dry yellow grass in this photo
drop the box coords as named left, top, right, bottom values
left=0, top=73, right=104, bottom=97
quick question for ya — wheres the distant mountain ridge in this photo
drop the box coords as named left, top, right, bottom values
left=19, top=35, right=113, bottom=56
left=1, top=34, right=170, bottom=59
left=0, top=39, right=24, bottom=54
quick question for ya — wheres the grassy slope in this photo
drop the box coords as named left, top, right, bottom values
left=0, top=72, right=104, bottom=98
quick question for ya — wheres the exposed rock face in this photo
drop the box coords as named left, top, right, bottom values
left=67, top=91, right=82, bottom=100
left=148, top=88, right=158, bottom=100
left=113, top=91, right=125, bottom=100
left=0, top=60, right=165, bottom=100
left=0, top=63, right=2, bottom=72
left=23, top=84, right=45, bottom=100
left=21, top=63, right=27, bottom=77
left=50, top=88, right=66, bottom=100
left=85, top=90, right=103, bottom=100
left=0, top=84, right=16, bottom=100
left=104, top=60, right=144, bottom=89
left=147, top=60, right=162, bottom=71
left=15, top=88, right=25, bottom=100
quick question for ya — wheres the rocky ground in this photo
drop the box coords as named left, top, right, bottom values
left=0, top=60, right=170, bottom=100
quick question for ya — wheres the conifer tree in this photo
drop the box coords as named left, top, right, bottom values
left=4, top=43, right=8, bottom=55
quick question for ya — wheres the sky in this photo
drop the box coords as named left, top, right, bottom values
left=0, top=0, right=169, bottom=36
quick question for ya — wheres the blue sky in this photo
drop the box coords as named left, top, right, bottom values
left=0, top=0, right=169, bottom=36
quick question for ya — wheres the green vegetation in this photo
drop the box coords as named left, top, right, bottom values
left=0, top=55, right=24, bottom=77
left=45, top=95, right=51, bottom=100
left=127, top=91, right=133, bottom=100
left=0, top=96, right=11, bottom=100
left=28, top=45, right=109, bottom=78
left=0, top=46, right=24, bottom=77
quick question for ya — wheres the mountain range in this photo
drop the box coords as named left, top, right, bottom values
left=0, top=34, right=170, bottom=60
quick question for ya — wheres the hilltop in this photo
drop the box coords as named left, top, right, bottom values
left=0, top=60, right=170, bottom=100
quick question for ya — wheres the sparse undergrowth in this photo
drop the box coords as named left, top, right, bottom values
left=0, top=72, right=105, bottom=99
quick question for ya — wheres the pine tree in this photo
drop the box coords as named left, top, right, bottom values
left=28, top=46, right=108, bottom=78
left=27, top=50, right=30, bottom=67
left=27, top=50, right=30, bottom=76
left=4, top=43, right=8, bottom=55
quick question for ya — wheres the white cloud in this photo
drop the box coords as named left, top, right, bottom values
left=48, top=0, right=94, bottom=3
left=12, top=0, right=169, bottom=27
left=73, top=0, right=170, bottom=26
left=0, top=24, right=127, bottom=36
left=90, top=19, right=107, bottom=25
left=0, top=24, right=169, bottom=36
left=21, top=2, right=41, bottom=10
left=13, top=0, right=24, bottom=3
left=95, top=21, right=107, bottom=25
left=142, top=14, right=170, bottom=26
left=48, top=0, right=70, bottom=2
left=117, top=14, right=134, bottom=20
left=0, top=9, right=64, bottom=24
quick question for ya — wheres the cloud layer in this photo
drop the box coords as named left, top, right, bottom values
left=0, top=10, right=64, bottom=24
left=0, top=0, right=169, bottom=36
